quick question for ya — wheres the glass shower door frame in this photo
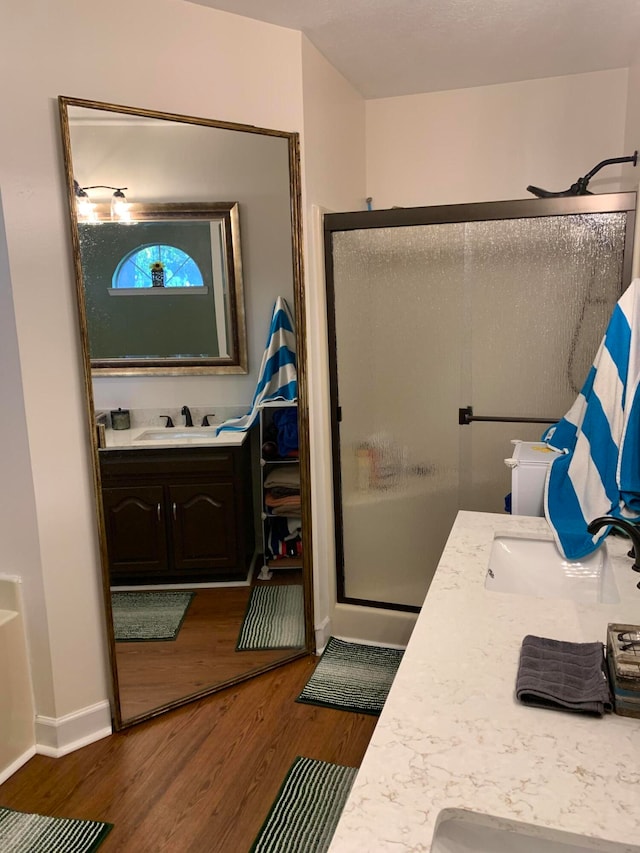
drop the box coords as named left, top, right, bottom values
left=324, top=192, right=637, bottom=612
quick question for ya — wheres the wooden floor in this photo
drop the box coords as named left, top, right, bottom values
left=116, top=571, right=304, bottom=721
left=0, top=656, right=378, bottom=852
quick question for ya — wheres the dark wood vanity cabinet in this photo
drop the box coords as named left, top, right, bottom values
left=99, top=444, right=254, bottom=584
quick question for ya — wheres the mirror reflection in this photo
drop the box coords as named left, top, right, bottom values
left=58, top=97, right=311, bottom=729
left=78, top=203, right=244, bottom=370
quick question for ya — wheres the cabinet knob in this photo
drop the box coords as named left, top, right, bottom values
left=157, top=503, right=161, bottom=521
left=172, top=501, right=177, bottom=521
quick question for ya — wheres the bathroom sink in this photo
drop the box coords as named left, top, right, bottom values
left=486, top=532, right=618, bottom=604
left=135, top=428, right=219, bottom=441
left=431, top=809, right=636, bottom=853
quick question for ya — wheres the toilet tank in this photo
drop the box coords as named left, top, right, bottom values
left=505, top=440, right=562, bottom=517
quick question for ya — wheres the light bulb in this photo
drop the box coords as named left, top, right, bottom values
left=76, top=188, right=95, bottom=219
left=111, top=189, right=130, bottom=222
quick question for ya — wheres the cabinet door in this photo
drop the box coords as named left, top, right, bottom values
left=102, top=486, right=168, bottom=577
left=169, top=482, right=238, bottom=573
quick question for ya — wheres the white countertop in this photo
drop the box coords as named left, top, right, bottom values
left=102, top=425, right=248, bottom=449
left=329, top=511, right=640, bottom=852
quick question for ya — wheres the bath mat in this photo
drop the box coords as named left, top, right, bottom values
left=250, top=756, right=356, bottom=853
left=297, top=636, right=403, bottom=715
left=0, top=806, right=112, bottom=852
left=111, top=591, right=195, bottom=641
left=236, top=585, right=305, bottom=650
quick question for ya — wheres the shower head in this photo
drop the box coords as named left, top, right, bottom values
left=527, top=151, right=638, bottom=198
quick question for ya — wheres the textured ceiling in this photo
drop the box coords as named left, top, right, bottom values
left=184, top=0, right=640, bottom=98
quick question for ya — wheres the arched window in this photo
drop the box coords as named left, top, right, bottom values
left=113, top=244, right=204, bottom=289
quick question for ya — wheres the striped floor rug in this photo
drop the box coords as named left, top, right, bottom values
left=250, top=757, right=357, bottom=853
left=236, top=584, right=305, bottom=650
left=297, top=636, right=404, bottom=715
left=0, top=806, right=112, bottom=852
left=111, top=591, right=194, bottom=641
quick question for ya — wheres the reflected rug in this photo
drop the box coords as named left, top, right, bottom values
left=249, top=757, right=356, bottom=853
left=0, top=806, right=112, bottom=853
left=297, top=636, right=404, bottom=715
left=236, top=585, right=305, bottom=650
left=111, top=591, right=195, bottom=642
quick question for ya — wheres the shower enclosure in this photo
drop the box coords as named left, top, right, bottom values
left=324, top=194, right=636, bottom=611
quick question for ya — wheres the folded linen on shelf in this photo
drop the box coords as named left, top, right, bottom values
left=264, top=466, right=300, bottom=488
left=267, top=486, right=299, bottom=498
left=265, top=492, right=301, bottom=515
left=516, top=635, right=612, bottom=716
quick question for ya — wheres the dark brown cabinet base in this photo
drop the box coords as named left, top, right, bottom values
left=100, top=444, right=254, bottom=585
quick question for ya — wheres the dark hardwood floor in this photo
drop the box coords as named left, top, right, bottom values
left=0, top=656, right=377, bottom=852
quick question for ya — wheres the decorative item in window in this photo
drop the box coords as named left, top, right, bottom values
left=150, top=261, right=165, bottom=287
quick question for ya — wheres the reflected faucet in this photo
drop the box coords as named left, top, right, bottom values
left=181, top=405, right=193, bottom=427
left=587, top=516, right=640, bottom=580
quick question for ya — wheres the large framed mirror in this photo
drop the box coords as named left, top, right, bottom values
left=58, top=96, right=313, bottom=730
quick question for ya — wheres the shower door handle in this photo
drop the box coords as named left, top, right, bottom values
left=458, top=406, right=559, bottom=426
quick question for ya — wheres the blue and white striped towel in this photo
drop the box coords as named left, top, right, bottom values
left=216, top=296, right=297, bottom=434
left=543, top=279, right=640, bottom=559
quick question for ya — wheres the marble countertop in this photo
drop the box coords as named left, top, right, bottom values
left=101, top=425, right=248, bottom=450
left=329, top=511, right=640, bottom=852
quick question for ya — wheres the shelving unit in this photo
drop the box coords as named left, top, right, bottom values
left=257, top=400, right=302, bottom=580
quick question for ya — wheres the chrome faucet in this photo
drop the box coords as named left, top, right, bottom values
left=181, top=405, right=193, bottom=427
left=587, top=516, right=640, bottom=581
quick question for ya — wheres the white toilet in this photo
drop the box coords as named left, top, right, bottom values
left=504, top=439, right=562, bottom=517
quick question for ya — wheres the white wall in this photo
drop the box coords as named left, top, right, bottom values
left=366, top=69, right=632, bottom=209
left=0, top=0, right=304, bottom=734
left=0, top=191, right=55, bottom=723
left=623, top=48, right=640, bottom=277
left=300, top=37, right=366, bottom=645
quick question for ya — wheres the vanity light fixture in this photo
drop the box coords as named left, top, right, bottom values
left=73, top=179, right=132, bottom=222
left=74, top=180, right=97, bottom=221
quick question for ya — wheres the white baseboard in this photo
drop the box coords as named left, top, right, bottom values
left=314, top=616, right=331, bottom=653
left=35, top=699, right=112, bottom=757
left=331, top=602, right=416, bottom=648
left=0, top=746, right=36, bottom=786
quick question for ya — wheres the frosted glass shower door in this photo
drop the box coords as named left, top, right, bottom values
left=461, top=213, right=629, bottom=514
left=326, top=200, right=634, bottom=610
left=331, top=224, right=467, bottom=608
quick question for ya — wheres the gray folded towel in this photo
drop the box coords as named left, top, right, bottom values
left=516, top=635, right=612, bottom=716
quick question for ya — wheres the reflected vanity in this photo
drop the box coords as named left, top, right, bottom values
left=58, top=96, right=313, bottom=729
